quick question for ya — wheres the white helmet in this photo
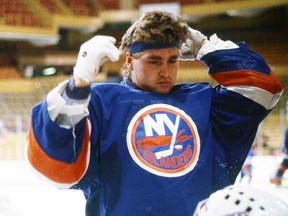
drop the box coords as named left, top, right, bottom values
left=193, top=185, right=288, bottom=216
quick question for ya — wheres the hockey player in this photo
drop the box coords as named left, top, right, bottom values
left=270, top=105, right=288, bottom=186
left=26, top=11, right=283, bottom=216
left=240, top=147, right=255, bottom=184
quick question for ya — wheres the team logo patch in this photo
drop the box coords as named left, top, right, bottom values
left=127, top=104, right=200, bottom=177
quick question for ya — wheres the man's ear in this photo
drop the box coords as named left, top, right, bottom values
left=126, top=52, right=133, bottom=70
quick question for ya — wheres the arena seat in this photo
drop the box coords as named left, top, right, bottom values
left=0, top=0, right=41, bottom=27
left=40, top=0, right=63, bottom=14
left=62, top=0, right=96, bottom=16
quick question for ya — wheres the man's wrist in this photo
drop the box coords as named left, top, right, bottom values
left=65, top=78, right=90, bottom=100
left=73, top=75, right=91, bottom=87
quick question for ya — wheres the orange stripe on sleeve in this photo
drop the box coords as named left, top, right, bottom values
left=27, top=121, right=90, bottom=185
left=210, top=70, right=283, bottom=94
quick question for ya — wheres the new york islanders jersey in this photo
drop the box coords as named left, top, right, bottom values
left=27, top=42, right=283, bottom=216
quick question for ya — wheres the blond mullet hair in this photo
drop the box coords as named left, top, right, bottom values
left=119, top=11, right=190, bottom=77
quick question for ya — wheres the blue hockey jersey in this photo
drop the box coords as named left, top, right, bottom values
left=27, top=42, right=283, bottom=216
left=284, top=129, right=288, bottom=154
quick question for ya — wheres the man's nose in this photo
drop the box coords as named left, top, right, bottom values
left=159, top=63, right=169, bottom=77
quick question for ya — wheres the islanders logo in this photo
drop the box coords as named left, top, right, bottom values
left=127, top=104, right=200, bottom=177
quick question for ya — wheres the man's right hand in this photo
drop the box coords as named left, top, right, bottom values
left=179, top=27, right=207, bottom=61
left=73, top=35, right=120, bottom=86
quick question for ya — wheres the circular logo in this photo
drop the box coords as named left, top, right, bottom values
left=127, top=104, right=200, bottom=177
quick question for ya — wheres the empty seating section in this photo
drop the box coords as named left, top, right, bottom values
left=0, top=54, right=22, bottom=79
left=0, top=0, right=230, bottom=26
left=97, top=0, right=119, bottom=10
left=62, top=0, right=96, bottom=16
left=0, top=67, right=22, bottom=79
left=0, top=0, right=41, bottom=27
left=0, top=91, right=41, bottom=160
left=0, top=92, right=38, bottom=132
left=40, top=0, right=63, bottom=14
left=0, top=54, right=21, bottom=79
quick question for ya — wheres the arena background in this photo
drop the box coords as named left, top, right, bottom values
left=0, top=0, right=287, bottom=215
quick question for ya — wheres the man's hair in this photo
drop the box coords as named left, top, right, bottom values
left=119, top=11, right=190, bottom=77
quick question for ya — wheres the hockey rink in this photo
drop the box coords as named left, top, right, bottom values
left=0, top=160, right=86, bottom=216
left=0, top=156, right=288, bottom=216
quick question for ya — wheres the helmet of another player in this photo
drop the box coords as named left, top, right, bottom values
left=193, top=185, right=288, bottom=216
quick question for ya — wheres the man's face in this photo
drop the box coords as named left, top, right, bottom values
left=128, top=48, right=179, bottom=94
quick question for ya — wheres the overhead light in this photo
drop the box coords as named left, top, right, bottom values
left=42, top=67, right=57, bottom=76
left=226, top=8, right=266, bottom=18
left=139, top=2, right=181, bottom=16
left=24, top=65, right=58, bottom=78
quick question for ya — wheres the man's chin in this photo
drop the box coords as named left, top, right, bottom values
left=154, top=87, right=172, bottom=94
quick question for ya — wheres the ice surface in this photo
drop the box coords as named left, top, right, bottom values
left=0, top=156, right=287, bottom=216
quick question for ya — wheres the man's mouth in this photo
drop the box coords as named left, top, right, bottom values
left=157, top=80, right=172, bottom=86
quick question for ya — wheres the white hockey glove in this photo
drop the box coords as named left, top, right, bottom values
left=197, top=34, right=239, bottom=59
left=73, top=35, right=120, bottom=83
left=179, top=27, right=207, bottom=61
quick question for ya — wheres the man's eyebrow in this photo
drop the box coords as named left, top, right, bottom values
left=170, top=55, right=179, bottom=59
left=146, top=55, right=179, bottom=60
left=146, top=55, right=162, bottom=60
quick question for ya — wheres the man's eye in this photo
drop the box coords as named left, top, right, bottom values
left=149, top=61, right=160, bottom=65
left=169, top=59, right=178, bottom=64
